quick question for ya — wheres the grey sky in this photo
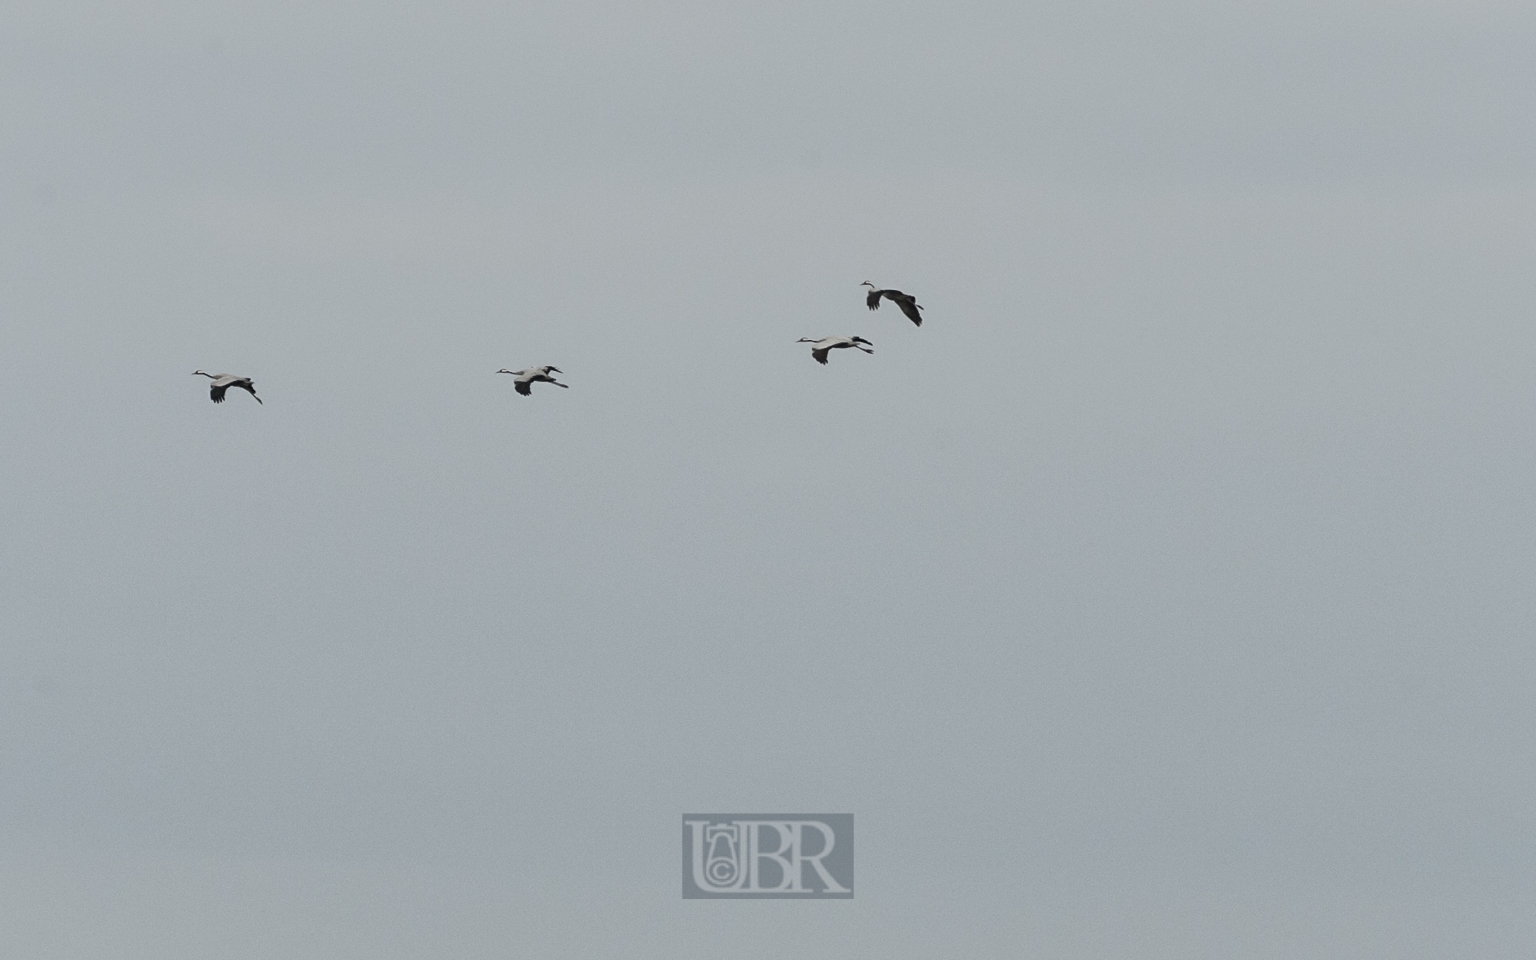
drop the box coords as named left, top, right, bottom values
left=3, top=1, right=1536, bottom=957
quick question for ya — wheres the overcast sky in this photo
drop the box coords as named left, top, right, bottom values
left=4, top=1, right=1536, bottom=957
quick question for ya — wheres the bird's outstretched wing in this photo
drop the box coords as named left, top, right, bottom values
left=866, top=289, right=882, bottom=310
left=812, top=348, right=830, bottom=364
left=210, top=383, right=227, bottom=403
left=895, top=297, right=923, bottom=326
left=514, top=380, right=532, bottom=395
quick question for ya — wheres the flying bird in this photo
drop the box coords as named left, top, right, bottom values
left=861, top=281, right=924, bottom=326
left=797, top=336, right=873, bottom=365
left=193, top=370, right=262, bottom=404
left=498, top=366, right=569, bottom=395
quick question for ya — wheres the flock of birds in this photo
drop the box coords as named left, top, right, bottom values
left=191, top=281, right=925, bottom=404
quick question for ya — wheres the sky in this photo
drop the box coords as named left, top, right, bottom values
left=3, top=1, right=1536, bottom=957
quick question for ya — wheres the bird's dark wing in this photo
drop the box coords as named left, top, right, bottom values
left=895, top=297, right=923, bottom=326
left=210, top=383, right=227, bottom=403
left=515, top=380, right=532, bottom=395
left=235, top=381, right=263, bottom=404
left=812, top=348, right=830, bottom=364
left=866, top=289, right=882, bottom=310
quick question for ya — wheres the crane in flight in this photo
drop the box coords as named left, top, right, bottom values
left=861, top=281, right=924, bottom=326
left=193, top=371, right=262, bottom=404
left=797, top=336, right=873, bottom=365
left=498, top=366, right=569, bottom=395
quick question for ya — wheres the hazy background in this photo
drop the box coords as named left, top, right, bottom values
left=3, top=1, right=1536, bottom=956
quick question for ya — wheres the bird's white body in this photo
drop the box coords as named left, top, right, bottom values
left=797, top=336, right=874, bottom=365
left=498, top=366, right=569, bottom=395
left=193, top=370, right=262, bottom=404
left=861, top=281, right=924, bottom=326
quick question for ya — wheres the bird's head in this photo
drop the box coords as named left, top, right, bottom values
left=860, top=281, right=875, bottom=289
left=193, top=370, right=207, bottom=377
left=496, top=369, right=515, bottom=375
left=797, top=338, right=817, bottom=343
